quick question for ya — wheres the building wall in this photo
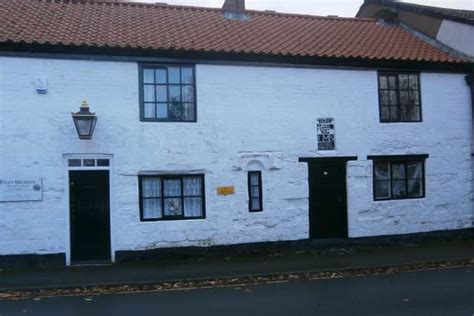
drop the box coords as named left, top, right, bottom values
left=436, top=20, right=474, bottom=57
left=0, top=56, right=472, bottom=258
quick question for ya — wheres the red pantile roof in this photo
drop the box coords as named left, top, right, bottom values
left=0, top=0, right=467, bottom=64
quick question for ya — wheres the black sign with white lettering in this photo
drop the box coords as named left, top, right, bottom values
left=317, top=118, right=335, bottom=151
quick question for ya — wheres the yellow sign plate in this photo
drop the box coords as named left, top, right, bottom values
left=217, top=186, right=235, bottom=196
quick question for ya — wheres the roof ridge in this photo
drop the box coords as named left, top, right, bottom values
left=29, top=0, right=377, bottom=23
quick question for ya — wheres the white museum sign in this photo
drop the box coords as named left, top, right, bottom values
left=0, top=178, right=43, bottom=202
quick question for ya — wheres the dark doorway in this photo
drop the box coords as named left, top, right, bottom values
left=302, top=157, right=356, bottom=239
left=69, top=170, right=111, bottom=263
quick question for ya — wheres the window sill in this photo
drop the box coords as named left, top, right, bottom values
left=140, top=217, right=206, bottom=222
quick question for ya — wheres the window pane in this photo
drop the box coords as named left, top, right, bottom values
left=409, top=106, right=421, bottom=121
left=374, top=162, right=390, bottom=180
left=142, top=178, right=161, bottom=198
left=182, top=85, right=194, bottom=102
left=183, top=177, right=202, bottom=196
left=144, top=85, right=155, bottom=102
left=392, top=180, right=407, bottom=198
left=168, top=67, right=181, bottom=84
left=250, top=173, right=260, bottom=186
left=251, top=198, right=261, bottom=211
left=68, top=159, right=81, bottom=167
left=375, top=180, right=391, bottom=199
left=389, top=90, right=398, bottom=105
left=169, top=102, right=183, bottom=120
left=407, top=179, right=423, bottom=197
left=407, top=161, right=423, bottom=179
left=400, top=106, right=408, bottom=121
left=144, top=103, right=156, bottom=118
left=380, top=106, right=390, bottom=121
left=164, top=198, right=183, bottom=216
left=379, top=76, right=388, bottom=89
left=251, top=186, right=260, bottom=198
left=380, top=91, right=389, bottom=106
left=390, top=106, right=399, bottom=120
left=156, top=86, right=168, bottom=102
left=391, top=163, right=406, bottom=180
left=143, top=198, right=162, bottom=219
left=157, top=103, right=168, bottom=119
left=182, top=103, right=195, bottom=121
left=398, top=74, right=408, bottom=90
left=400, top=91, right=409, bottom=105
left=97, top=159, right=110, bottom=167
left=409, top=91, right=419, bottom=105
left=388, top=76, right=397, bottom=89
left=169, top=85, right=181, bottom=102
left=143, top=69, right=155, bottom=84
left=155, top=69, right=167, bottom=84
left=163, top=179, right=182, bottom=197
left=181, top=67, right=194, bottom=84
left=83, top=159, right=95, bottom=167
left=184, top=197, right=202, bottom=217
left=409, top=75, right=419, bottom=89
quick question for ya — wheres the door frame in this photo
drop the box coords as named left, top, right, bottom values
left=299, top=156, right=357, bottom=239
left=63, top=154, right=115, bottom=266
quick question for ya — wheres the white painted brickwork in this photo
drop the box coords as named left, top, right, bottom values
left=0, top=56, right=472, bottom=257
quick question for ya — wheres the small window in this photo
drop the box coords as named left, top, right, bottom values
left=68, top=159, right=81, bottom=167
left=140, top=65, right=196, bottom=122
left=97, top=159, right=110, bottom=167
left=139, top=175, right=205, bottom=221
left=378, top=72, right=422, bottom=123
left=371, top=157, right=426, bottom=201
left=248, top=171, right=263, bottom=212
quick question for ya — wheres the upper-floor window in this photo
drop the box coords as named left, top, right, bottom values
left=378, top=72, right=422, bottom=123
left=139, top=175, right=205, bottom=221
left=369, top=155, right=427, bottom=201
left=139, top=65, right=196, bottom=122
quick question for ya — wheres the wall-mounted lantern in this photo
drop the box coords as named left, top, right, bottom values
left=71, top=100, right=97, bottom=140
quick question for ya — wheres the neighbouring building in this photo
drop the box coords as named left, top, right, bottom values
left=0, top=0, right=473, bottom=266
left=357, top=0, right=474, bottom=58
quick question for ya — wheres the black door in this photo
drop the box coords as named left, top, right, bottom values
left=308, top=162, right=348, bottom=239
left=69, top=170, right=111, bottom=263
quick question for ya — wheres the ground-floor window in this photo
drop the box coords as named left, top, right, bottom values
left=248, top=171, right=263, bottom=212
left=369, top=155, right=427, bottom=201
left=139, top=174, right=205, bottom=221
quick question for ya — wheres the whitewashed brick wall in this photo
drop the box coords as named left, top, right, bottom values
left=0, top=56, right=472, bottom=257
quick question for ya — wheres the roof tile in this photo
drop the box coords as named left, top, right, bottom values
left=0, top=0, right=467, bottom=63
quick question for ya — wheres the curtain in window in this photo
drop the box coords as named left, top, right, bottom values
left=163, top=179, right=182, bottom=216
left=183, top=177, right=203, bottom=217
left=407, top=162, right=423, bottom=197
left=391, top=163, right=406, bottom=198
left=142, top=178, right=162, bottom=219
left=374, top=162, right=390, bottom=199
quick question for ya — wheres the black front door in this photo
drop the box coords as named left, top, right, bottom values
left=69, top=170, right=111, bottom=263
left=308, top=161, right=348, bottom=239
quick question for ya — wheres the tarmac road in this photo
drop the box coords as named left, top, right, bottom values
left=0, top=267, right=473, bottom=316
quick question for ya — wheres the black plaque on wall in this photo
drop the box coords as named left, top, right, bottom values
left=317, top=118, right=335, bottom=150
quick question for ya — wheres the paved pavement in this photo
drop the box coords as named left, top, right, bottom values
left=1, top=240, right=473, bottom=291
left=0, top=267, right=473, bottom=316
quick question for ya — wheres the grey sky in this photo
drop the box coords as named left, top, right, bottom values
left=131, top=0, right=473, bottom=17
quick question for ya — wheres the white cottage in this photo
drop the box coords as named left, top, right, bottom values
left=0, top=0, right=473, bottom=265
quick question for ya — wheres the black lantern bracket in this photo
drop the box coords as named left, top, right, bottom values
left=71, top=100, right=97, bottom=140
